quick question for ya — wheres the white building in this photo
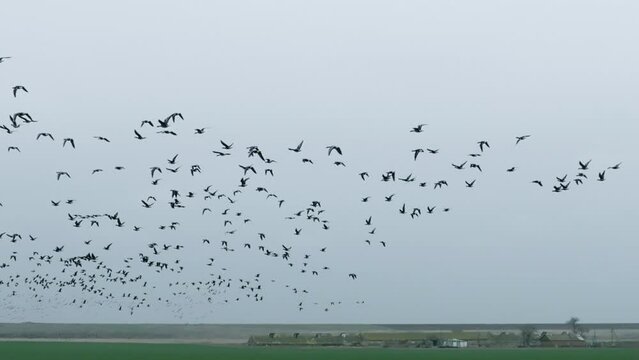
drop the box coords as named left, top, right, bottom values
left=440, top=338, right=468, bottom=348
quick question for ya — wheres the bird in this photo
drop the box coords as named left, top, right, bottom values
left=515, top=135, right=531, bottom=145
left=167, top=154, right=179, bottom=164
left=506, top=167, right=516, bottom=172
left=0, top=125, right=13, bottom=134
left=531, top=180, right=543, bottom=187
left=465, top=180, right=476, bottom=188
left=239, top=165, right=257, bottom=175
left=578, top=160, right=592, bottom=170
left=410, top=124, right=427, bottom=133
left=597, top=171, right=606, bottom=182
left=12, top=86, right=28, bottom=97
left=157, top=130, right=177, bottom=136
left=94, top=136, right=110, bottom=142
left=166, top=112, right=184, bottom=123
left=477, top=141, right=490, bottom=152
left=36, top=133, right=55, bottom=141
left=452, top=161, right=467, bottom=170
left=412, top=149, right=424, bottom=161
left=134, top=130, right=146, bottom=140
left=150, top=167, right=162, bottom=178
left=0, top=56, right=11, bottom=63
left=62, top=138, right=76, bottom=148
left=56, top=172, right=71, bottom=180
left=288, top=141, right=304, bottom=152
left=326, top=145, right=342, bottom=156
left=399, top=174, right=414, bottom=182
left=608, top=162, right=622, bottom=170
left=220, top=140, right=233, bottom=150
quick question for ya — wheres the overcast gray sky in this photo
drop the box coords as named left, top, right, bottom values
left=0, top=1, right=638, bottom=324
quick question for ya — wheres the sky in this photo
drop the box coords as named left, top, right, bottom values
left=0, top=1, right=638, bottom=324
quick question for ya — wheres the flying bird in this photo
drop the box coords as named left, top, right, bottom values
left=452, top=161, right=467, bottom=170
left=56, top=171, right=71, bottom=180
left=134, top=130, right=146, bottom=140
left=62, top=138, right=76, bottom=148
left=515, top=135, right=531, bottom=145
left=412, top=148, right=424, bottom=161
left=410, top=124, right=427, bottom=133
left=578, top=160, right=592, bottom=170
left=288, top=141, right=304, bottom=153
left=326, top=145, right=342, bottom=156
left=36, top=133, right=55, bottom=141
left=12, top=86, right=28, bottom=97
left=597, top=171, right=606, bottom=182
left=220, top=140, right=234, bottom=150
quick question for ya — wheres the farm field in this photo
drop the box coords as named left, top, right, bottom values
left=1, top=342, right=638, bottom=360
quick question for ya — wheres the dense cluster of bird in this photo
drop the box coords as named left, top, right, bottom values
left=0, top=57, right=623, bottom=320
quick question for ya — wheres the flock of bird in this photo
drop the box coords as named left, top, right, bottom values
left=0, top=56, right=623, bottom=320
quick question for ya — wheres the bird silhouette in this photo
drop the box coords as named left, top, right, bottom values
left=578, top=160, right=591, bottom=170
left=410, top=124, right=427, bottom=133
left=12, top=86, right=28, bottom=97
left=62, top=138, right=76, bottom=148
left=288, top=141, right=304, bottom=152
left=515, top=135, right=530, bottom=144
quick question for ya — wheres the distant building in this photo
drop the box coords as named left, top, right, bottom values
left=248, top=332, right=362, bottom=346
left=538, top=332, right=586, bottom=347
left=439, top=338, right=468, bottom=348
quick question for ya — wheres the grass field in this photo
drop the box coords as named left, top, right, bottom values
left=1, top=342, right=638, bottom=360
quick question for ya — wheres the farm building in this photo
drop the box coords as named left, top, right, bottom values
left=360, top=331, right=496, bottom=348
left=538, top=332, right=586, bottom=347
left=439, top=338, right=468, bottom=348
left=248, top=332, right=363, bottom=346
left=249, top=331, right=521, bottom=348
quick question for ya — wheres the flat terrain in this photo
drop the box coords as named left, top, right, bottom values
left=1, top=342, right=639, bottom=360
left=1, top=323, right=638, bottom=342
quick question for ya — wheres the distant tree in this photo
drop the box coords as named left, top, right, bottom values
left=566, top=316, right=589, bottom=337
left=520, top=325, right=538, bottom=347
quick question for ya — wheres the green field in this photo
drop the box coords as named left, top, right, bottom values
left=1, top=342, right=638, bottom=360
